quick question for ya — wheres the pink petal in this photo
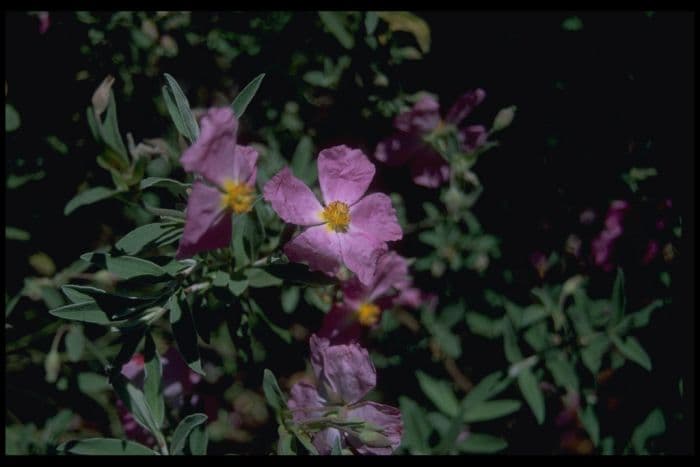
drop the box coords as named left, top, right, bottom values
left=180, top=107, right=239, bottom=186
left=283, top=225, right=342, bottom=277
left=365, top=252, right=410, bottom=303
left=317, top=303, right=363, bottom=345
left=313, top=428, right=344, bottom=455
left=458, top=125, right=488, bottom=153
left=263, top=167, right=324, bottom=226
left=445, top=88, right=486, bottom=125
left=350, top=193, right=403, bottom=243
left=410, top=148, right=450, bottom=188
left=232, top=144, right=259, bottom=187
left=339, top=228, right=388, bottom=286
left=346, top=401, right=403, bottom=455
left=176, top=182, right=231, bottom=259
left=318, top=145, right=375, bottom=206
left=310, top=334, right=376, bottom=404
left=287, top=381, right=325, bottom=424
left=374, top=133, right=421, bottom=167
left=394, top=95, right=441, bottom=133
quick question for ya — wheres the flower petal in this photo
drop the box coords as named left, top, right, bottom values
left=313, top=428, right=344, bottom=455
left=346, top=401, right=403, bottom=455
left=309, top=335, right=376, bottom=404
left=283, top=225, right=342, bottom=277
left=318, top=145, right=375, bottom=206
left=350, top=193, right=403, bottom=243
left=287, top=381, right=325, bottom=424
left=263, top=167, right=324, bottom=226
left=317, top=303, right=363, bottom=345
left=180, top=107, right=238, bottom=186
left=374, top=133, right=421, bottom=167
left=410, top=148, right=450, bottom=188
left=444, top=88, right=486, bottom=125
left=394, top=95, right=441, bottom=133
left=232, top=144, right=259, bottom=186
left=458, top=124, right=488, bottom=153
left=365, top=252, right=410, bottom=303
left=339, top=228, right=388, bottom=286
left=176, top=182, right=231, bottom=259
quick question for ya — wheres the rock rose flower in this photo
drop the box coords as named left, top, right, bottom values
left=375, top=89, right=487, bottom=188
left=176, top=107, right=259, bottom=259
left=318, top=252, right=436, bottom=344
left=263, top=145, right=402, bottom=285
left=287, top=335, right=403, bottom=455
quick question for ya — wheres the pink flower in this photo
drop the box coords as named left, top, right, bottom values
left=591, top=200, right=630, bottom=271
left=287, top=335, right=403, bottom=455
left=263, top=145, right=402, bottom=285
left=37, top=12, right=50, bottom=34
left=318, top=252, right=435, bottom=344
left=176, top=107, right=258, bottom=259
left=375, top=90, right=487, bottom=188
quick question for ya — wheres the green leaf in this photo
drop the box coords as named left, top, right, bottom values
left=49, top=301, right=112, bottom=325
left=290, top=135, right=316, bottom=185
left=231, top=214, right=253, bottom=269
left=244, top=268, right=283, bottom=288
left=247, top=298, right=291, bottom=343
left=168, top=295, right=205, bottom=376
left=143, top=333, right=165, bottom=429
left=228, top=279, right=248, bottom=296
left=562, top=16, right=584, bottom=31
left=170, top=413, right=208, bottom=455
left=111, top=372, right=162, bottom=439
left=64, top=325, right=85, bottom=362
left=277, top=425, right=296, bottom=455
left=6, top=103, right=21, bottom=132
left=416, top=371, right=459, bottom=417
left=163, top=73, right=199, bottom=143
left=463, top=399, right=521, bottom=423
left=187, top=424, right=208, bottom=455
left=5, top=226, right=30, bottom=241
left=579, top=405, right=600, bottom=446
left=545, top=351, right=579, bottom=392
left=65, top=187, right=119, bottom=215
left=57, top=438, right=157, bottom=455
left=365, top=11, right=379, bottom=34
left=60, top=285, right=161, bottom=321
left=100, top=91, right=129, bottom=161
left=614, top=300, right=662, bottom=334
left=581, top=334, right=611, bottom=375
left=611, top=268, right=626, bottom=324
left=631, top=408, right=665, bottom=454
left=231, top=73, right=265, bottom=118
left=461, top=371, right=508, bottom=411
left=610, top=334, right=652, bottom=371
left=140, top=176, right=189, bottom=194
left=162, top=84, right=189, bottom=140
left=465, top=312, right=503, bottom=338
left=318, top=12, right=355, bottom=49
left=262, top=368, right=287, bottom=413
left=517, top=368, right=545, bottom=425
left=377, top=11, right=431, bottom=53
left=456, top=433, right=507, bottom=453
left=398, top=396, right=431, bottom=454
left=80, top=252, right=170, bottom=280
left=77, top=372, right=110, bottom=394
left=502, top=320, right=523, bottom=363
left=281, top=286, right=300, bottom=314
left=430, top=322, right=462, bottom=358
left=116, top=223, right=181, bottom=255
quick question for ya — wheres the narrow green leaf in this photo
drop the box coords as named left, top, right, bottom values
left=49, top=301, right=112, bottom=325
left=111, top=371, right=162, bottom=439
left=65, top=187, right=119, bottom=215
left=579, top=405, right=600, bottom=446
left=262, top=369, right=287, bottom=413
left=502, top=320, right=523, bottom=363
left=116, top=223, right=180, bottom=255
left=631, top=408, right=665, bottom=454
left=416, top=371, right=459, bottom=417
left=517, top=368, right=545, bottom=425
left=168, top=295, right=204, bottom=376
left=611, top=334, right=652, bottom=371
left=100, top=91, right=129, bottom=161
left=5, top=226, right=30, bottom=241
left=277, top=425, right=296, bottom=455
left=78, top=372, right=110, bottom=394
left=170, top=413, right=208, bottom=455
left=143, top=333, right=165, bottom=429
left=247, top=299, right=291, bottom=343
left=611, top=268, right=626, bottom=324
left=545, top=352, right=579, bottom=392
left=140, top=176, right=189, bottom=194
left=80, top=252, right=170, bottom=280
left=57, top=438, right=157, bottom=455
left=461, top=371, right=507, bottom=411
left=231, top=73, right=265, bottom=118
left=399, top=396, right=431, bottom=454
left=318, top=12, right=354, bottom=49
left=281, top=286, right=300, bottom=314
left=290, top=135, right=316, bottom=185
left=6, top=103, right=21, bottom=132
left=245, top=268, right=283, bottom=288
left=581, top=334, right=611, bottom=375
left=456, top=433, right=508, bottom=453
left=463, top=399, right=521, bottom=423
left=163, top=73, right=199, bottom=143
left=465, top=312, right=503, bottom=338
left=64, top=325, right=85, bottom=362
left=228, top=279, right=248, bottom=296
left=187, top=424, right=208, bottom=455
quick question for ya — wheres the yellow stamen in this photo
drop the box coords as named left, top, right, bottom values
left=220, top=179, right=254, bottom=214
left=321, top=201, right=351, bottom=233
left=357, top=302, right=381, bottom=327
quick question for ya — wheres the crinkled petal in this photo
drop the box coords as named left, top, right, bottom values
left=180, top=107, right=239, bottom=186
left=318, top=145, right=375, bottom=206
left=365, top=252, right=410, bottom=303
left=309, top=334, right=376, bottom=405
left=374, top=133, right=421, bottom=167
left=317, top=303, right=363, bottom=345
left=339, top=228, right=388, bottom=286
left=232, top=144, right=259, bottom=186
left=287, top=381, right=325, bottom=424
left=313, top=428, right=344, bottom=455
left=346, top=401, right=403, bottom=455
left=445, top=88, right=486, bottom=125
left=458, top=124, right=488, bottom=153
left=284, top=225, right=342, bottom=277
left=263, top=167, right=324, bottom=226
left=394, top=95, right=441, bottom=133
left=409, top=148, right=450, bottom=188
left=176, top=182, right=231, bottom=259
left=350, top=193, right=403, bottom=243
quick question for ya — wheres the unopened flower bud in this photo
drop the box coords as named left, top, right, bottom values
left=492, top=106, right=516, bottom=132
left=93, top=270, right=118, bottom=291
left=44, top=349, right=61, bottom=383
left=91, top=75, right=115, bottom=117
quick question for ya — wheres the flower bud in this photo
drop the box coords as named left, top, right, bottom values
left=357, top=429, right=393, bottom=448
left=44, top=349, right=61, bottom=383
left=492, top=105, right=516, bottom=132
left=91, top=75, right=115, bottom=118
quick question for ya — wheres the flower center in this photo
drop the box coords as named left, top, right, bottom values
left=321, top=201, right=351, bottom=233
left=220, top=179, right=254, bottom=214
left=356, top=302, right=381, bottom=327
